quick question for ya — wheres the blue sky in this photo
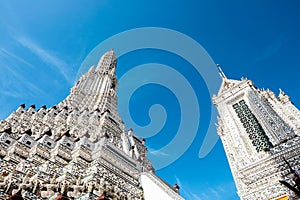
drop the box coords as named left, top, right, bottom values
left=0, top=1, right=300, bottom=199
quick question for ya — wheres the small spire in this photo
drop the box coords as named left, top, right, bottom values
left=30, top=104, right=36, bottom=109
left=88, top=65, right=95, bottom=73
left=279, top=88, right=285, bottom=96
left=216, top=64, right=227, bottom=80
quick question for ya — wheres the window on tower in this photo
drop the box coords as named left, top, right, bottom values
left=233, top=100, right=273, bottom=152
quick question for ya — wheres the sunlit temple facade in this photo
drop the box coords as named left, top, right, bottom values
left=0, top=50, right=183, bottom=200
left=213, top=66, right=300, bottom=200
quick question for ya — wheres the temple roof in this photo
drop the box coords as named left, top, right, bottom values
left=216, top=64, right=242, bottom=96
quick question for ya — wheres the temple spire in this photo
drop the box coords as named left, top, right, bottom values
left=216, top=64, right=227, bottom=80
left=96, top=49, right=117, bottom=73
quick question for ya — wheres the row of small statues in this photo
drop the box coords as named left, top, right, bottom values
left=0, top=171, right=144, bottom=200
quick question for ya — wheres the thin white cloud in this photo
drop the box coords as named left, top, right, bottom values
left=175, top=175, right=236, bottom=200
left=175, top=175, right=202, bottom=200
left=149, top=148, right=169, bottom=156
left=15, top=36, right=74, bottom=84
left=199, top=183, right=236, bottom=200
left=0, top=86, right=22, bottom=98
left=175, top=176, right=182, bottom=187
left=208, top=187, right=222, bottom=199
left=191, top=193, right=203, bottom=200
left=0, top=48, right=35, bottom=69
left=0, top=61, right=48, bottom=97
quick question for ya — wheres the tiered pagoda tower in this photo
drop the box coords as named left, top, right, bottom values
left=0, top=50, right=183, bottom=200
left=213, top=66, right=300, bottom=200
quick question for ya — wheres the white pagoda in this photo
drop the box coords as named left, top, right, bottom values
left=0, top=50, right=184, bottom=200
left=213, top=65, right=300, bottom=200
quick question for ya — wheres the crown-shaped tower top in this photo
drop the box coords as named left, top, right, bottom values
left=96, top=49, right=117, bottom=74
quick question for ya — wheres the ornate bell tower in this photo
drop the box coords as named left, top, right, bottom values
left=213, top=65, right=300, bottom=200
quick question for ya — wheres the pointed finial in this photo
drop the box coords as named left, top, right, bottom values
left=107, top=48, right=115, bottom=55
left=279, top=88, right=285, bottom=96
left=216, top=64, right=227, bottom=79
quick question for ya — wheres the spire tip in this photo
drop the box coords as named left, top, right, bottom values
left=216, top=64, right=227, bottom=79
